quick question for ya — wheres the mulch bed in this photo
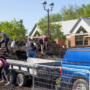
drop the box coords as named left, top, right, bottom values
left=0, top=39, right=67, bottom=61
left=1, top=39, right=89, bottom=61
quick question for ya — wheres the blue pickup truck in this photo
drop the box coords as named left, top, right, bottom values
left=60, top=48, right=90, bottom=90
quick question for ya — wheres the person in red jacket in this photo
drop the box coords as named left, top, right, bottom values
left=0, top=58, right=10, bottom=86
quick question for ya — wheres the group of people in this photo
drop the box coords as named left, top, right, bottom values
left=0, top=31, right=50, bottom=86
left=0, top=30, right=50, bottom=57
left=0, top=31, right=11, bottom=86
left=26, top=35, right=50, bottom=58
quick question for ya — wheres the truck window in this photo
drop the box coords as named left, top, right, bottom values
left=66, top=50, right=90, bottom=63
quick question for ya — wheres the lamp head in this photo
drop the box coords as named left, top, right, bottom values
left=42, top=1, right=47, bottom=9
left=49, top=2, right=54, bottom=10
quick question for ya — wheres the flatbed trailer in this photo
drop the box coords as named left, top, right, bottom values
left=6, top=58, right=62, bottom=86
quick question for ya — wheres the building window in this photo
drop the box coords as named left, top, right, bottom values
left=34, top=31, right=40, bottom=36
left=75, top=35, right=88, bottom=45
left=68, top=40, right=71, bottom=47
left=76, top=26, right=87, bottom=33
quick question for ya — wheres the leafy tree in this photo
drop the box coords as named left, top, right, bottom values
left=61, top=4, right=78, bottom=20
left=50, top=23, right=66, bottom=39
left=41, top=13, right=62, bottom=22
left=84, top=4, right=90, bottom=17
left=61, top=4, right=90, bottom=20
left=49, top=13, right=62, bottom=22
left=37, top=14, right=66, bottom=40
left=76, top=4, right=86, bottom=18
left=0, top=19, right=27, bottom=39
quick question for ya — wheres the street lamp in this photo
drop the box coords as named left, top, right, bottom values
left=42, top=1, right=54, bottom=36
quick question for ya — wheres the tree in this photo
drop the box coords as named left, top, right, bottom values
left=0, top=19, right=27, bottom=39
left=50, top=23, right=66, bottom=39
left=61, top=4, right=78, bottom=20
left=60, top=4, right=90, bottom=20
left=49, top=13, right=62, bottom=22
left=84, top=4, right=90, bottom=17
left=37, top=14, right=66, bottom=40
left=76, top=4, right=86, bottom=18
left=41, top=13, right=62, bottom=22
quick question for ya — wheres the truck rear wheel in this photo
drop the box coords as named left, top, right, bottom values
left=16, top=73, right=27, bottom=86
left=72, top=79, right=88, bottom=90
left=8, top=72, right=16, bottom=84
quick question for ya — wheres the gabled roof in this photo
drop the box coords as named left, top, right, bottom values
left=56, top=17, right=90, bottom=35
left=59, top=19, right=78, bottom=35
left=70, top=17, right=90, bottom=34
left=82, top=17, right=90, bottom=26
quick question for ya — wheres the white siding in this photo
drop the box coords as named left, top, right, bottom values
left=71, top=19, right=90, bottom=36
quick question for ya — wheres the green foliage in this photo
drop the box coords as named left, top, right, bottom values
left=84, top=4, right=90, bottom=17
left=60, top=4, right=90, bottom=20
left=49, top=23, right=66, bottom=40
left=49, top=13, right=62, bottom=22
left=61, top=4, right=78, bottom=20
left=42, top=13, right=62, bottom=22
left=0, top=19, right=27, bottom=39
left=37, top=15, right=66, bottom=40
left=76, top=4, right=86, bottom=18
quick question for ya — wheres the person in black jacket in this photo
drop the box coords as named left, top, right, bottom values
left=26, top=38, right=39, bottom=58
left=0, top=31, right=9, bottom=53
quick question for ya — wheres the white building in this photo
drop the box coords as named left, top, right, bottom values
left=29, top=17, right=90, bottom=48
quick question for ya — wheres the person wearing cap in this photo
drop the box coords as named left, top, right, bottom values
left=0, top=58, right=10, bottom=86
left=11, top=39, right=15, bottom=48
left=0, top=31, right=9, bottom=53
left=26, top=38, right=39, bottom=58
left=38, top=35, right=49, bottom=54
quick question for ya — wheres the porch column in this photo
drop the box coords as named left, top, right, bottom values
left=70, top=36, right=75, bottom=47
left=88, top=35, right=90, bottom=46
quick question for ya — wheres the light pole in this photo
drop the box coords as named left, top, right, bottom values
left=42, top=1, right=54, bottom=36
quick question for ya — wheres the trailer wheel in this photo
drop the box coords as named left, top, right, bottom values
left=16, top=73, right=27, bottom=86
left=72, top=79, right=88, bottom=90
left=8, top=72, right=16, bottom=84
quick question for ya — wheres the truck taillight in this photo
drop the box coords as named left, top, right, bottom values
left=60, top=68, right=62, bottom=74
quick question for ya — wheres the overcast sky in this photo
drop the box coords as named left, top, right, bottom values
left=0, top=0, right=90, bottom=35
